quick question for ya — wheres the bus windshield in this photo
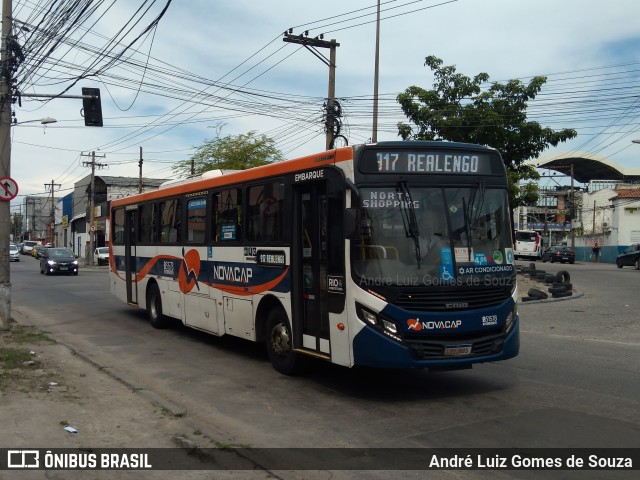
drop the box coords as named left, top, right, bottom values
left=352, top=185, right=513, bottom=286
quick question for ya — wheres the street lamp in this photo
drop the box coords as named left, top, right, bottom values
left=12, top=117, right=57, bottom=126
left=632, top=140, right=640, bottom=144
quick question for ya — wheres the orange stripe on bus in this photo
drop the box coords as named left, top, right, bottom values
left=111, top=146, right=353, bottom=208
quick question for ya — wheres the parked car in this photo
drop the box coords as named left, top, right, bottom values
left=40, top=248, right=79, bottom=276
left=616, top=243, right=640, bottom=270
left=9, top=244, right=20, bottom=262
left=94, top=247, right=109, bottom=266
left=541, top=246, right=575, bottom=264
left=21, top=240, right=41, bottom=255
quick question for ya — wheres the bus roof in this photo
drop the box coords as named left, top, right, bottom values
left=111, top=146, right=354, bottom=207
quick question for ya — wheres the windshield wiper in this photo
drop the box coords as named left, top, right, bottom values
left=462, top=181, right=487, bottom=262
left=396, top=181, right=421, bottom=269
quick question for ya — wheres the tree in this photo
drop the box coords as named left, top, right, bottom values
left=173, top=125, right=283, bottom=178
left=397, top=56, right=577, bottom=208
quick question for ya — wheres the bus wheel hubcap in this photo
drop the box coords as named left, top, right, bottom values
left=271, top=323, right=290, bottom=357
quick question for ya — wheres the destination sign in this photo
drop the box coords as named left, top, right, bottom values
left=359, top=150, right=502, bottom=175
left=256, top=250, right=286, bottom=267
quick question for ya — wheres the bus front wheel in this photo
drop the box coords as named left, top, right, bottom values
left=266, top=310, right=303, bottom=375
left=147, top=283, right=169, bottom=329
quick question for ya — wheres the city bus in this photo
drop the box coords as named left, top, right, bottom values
left=513, top=229, right=543, bottom=260
left=109, top=141, right=519, bottom=375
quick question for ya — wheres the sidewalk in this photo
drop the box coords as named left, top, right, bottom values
left=0, top=312, right=273, bottom=479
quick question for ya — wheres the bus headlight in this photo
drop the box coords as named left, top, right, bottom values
left=356, top=303, right=378, bottom=326
left=356, top=303, right=401, bottom=340
left=504, top=305, right=517, bottom=334
left=382, top=319, right=398, bottom=334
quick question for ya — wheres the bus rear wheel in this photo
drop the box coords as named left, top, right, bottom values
left=266, top=310, right=303, bottom=375
left=147, top=283, right=169, bottom=329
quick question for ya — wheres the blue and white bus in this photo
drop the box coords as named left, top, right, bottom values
left=109, top=141, right=519, bottom=375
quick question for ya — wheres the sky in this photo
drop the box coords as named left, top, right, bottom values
left=7, top=0, right=640, bottom=214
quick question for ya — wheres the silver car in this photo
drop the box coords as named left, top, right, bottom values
left=9, top=244, right=20, bottom=262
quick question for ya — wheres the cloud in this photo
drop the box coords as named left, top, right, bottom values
left=8, top=0, right=640, bottom=214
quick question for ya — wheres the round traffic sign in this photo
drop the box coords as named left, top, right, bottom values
left=0, top=177, right=19, bottom=202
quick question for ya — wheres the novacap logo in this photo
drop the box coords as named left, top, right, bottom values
left=407, top=319, right=463, bottom=330
left=407, top=319, right=422, bottom=331
left=178, top=248, right=200, bottom=294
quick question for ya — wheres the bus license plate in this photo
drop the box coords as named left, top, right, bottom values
left=444, top=345, right=472, bottom=356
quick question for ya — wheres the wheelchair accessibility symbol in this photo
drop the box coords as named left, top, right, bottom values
left=441, top=266, right=453, bottom=281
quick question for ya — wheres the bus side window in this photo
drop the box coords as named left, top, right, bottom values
left=213, top=189, right=242, bottom=242
left=247, top=182, right=283, bottom=243
left=187, top=197, right=207, bottom=243
left=160, top=198, right=182, bottom=243
left=113, top=208, right=125, bottom=245
left=138, top=203, right=157, bottom=244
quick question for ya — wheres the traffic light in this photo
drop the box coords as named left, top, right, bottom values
left=82, top=87, right=103, bottom=127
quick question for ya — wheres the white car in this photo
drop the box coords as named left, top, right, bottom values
left=21, top=240, right=41, bottom=255
left=94, top=247, right=109, bottom=266
left=9, top=244, right=20, bottom=262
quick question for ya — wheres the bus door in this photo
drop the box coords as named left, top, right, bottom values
left=293, top=172, right=345, bottom=359
left=125, top=208, right=138, bottom=305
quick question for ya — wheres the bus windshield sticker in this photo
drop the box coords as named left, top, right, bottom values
left=327, top=275, right=345, bottom=294
left=454, top=247, right=472, bottom=263
left=221, top=224, right=236, bottom=240
left=505, top=248, right=514, bottom=264
left=188, top=198, right=206, bottom=209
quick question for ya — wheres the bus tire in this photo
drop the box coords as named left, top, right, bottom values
left=147, top=283, right=169, bottom=329
left=266, top=309, right=303, bottom=375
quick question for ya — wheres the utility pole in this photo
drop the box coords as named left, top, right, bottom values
left=139, top=146, right=143, bottom=193
left=283, top=32, right=340, bottom=149
left=0, top=0, right=13, bottom=330
left=81, top=151, right=106, bottom=266
left=570, top=164, right=575, bottom=252
left=45, top=180, right=61, bottom=246
left=372, top=0, right=380, bottom=143
left=28, top=198, right=35, bottom=240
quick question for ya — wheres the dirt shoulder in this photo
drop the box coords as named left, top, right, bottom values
left=0, top=322, right=195, bottom=449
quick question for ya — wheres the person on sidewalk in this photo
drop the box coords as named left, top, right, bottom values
left=592, top=242, right=601, bottom=263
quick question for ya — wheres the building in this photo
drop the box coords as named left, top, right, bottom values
left=56, top=175, right=168, bottom=259
left=521, top=152, right=640, bottom=263
left=21, top=195, right=58, bottom=244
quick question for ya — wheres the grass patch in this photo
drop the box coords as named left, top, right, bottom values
left=0, top=347, right=32, bottom=369
left=5, top=325, right=54, bottom=345
left=0, top=325, right=51, bottom=390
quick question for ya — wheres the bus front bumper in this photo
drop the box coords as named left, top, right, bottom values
left=352, top=316, right=520, bottom=369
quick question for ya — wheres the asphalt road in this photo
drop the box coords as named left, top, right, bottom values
left=8, top=256, right=640, bottom=479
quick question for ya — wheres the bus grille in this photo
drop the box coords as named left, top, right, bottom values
left=403, top=331, right=505, bottom=359
left=393, top=285, right=513, bottom=312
